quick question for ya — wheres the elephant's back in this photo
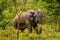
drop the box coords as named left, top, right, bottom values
left=20, top=12, right=31, bottom=19
left=19, top=12, right=30, bottom=23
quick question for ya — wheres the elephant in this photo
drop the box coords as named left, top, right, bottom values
left=14, top=10, right=42, bottom=34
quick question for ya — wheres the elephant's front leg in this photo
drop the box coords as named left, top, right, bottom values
left=33, top=24, right=42, bottom=34
left=35, top=24, right=42, bottom=34
left=33, top=24, right=37, bottom=33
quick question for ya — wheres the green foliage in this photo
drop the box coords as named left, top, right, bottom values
left=0, top=0, right=60, bottom=40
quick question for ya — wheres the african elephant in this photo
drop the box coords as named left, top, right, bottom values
left=14, top=10, right=42, bottom=34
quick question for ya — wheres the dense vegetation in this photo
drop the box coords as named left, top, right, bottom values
left=0, top=0, right=60, bottom=40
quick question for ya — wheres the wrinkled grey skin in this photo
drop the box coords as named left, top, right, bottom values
left=14, top=10, right=42, bottom=34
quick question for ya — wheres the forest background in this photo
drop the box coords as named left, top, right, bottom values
left=0, top=0, right=60, bottom=40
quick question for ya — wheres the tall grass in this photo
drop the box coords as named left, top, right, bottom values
left=0, top=24, right=60, bottom=40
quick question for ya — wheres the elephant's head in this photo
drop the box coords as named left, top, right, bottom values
left=35, top=10, right=42, bottom=24
left=28, top=10, right=42, bottom=24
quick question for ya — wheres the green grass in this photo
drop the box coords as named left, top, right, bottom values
left=0, top=24, right=60, bottom=40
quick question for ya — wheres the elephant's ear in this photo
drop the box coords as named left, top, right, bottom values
left=29, top=14, right=34, bottom=21
left=28, top=11, right=35, bottom=21
left=29, top=17, right=34, bottom=21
